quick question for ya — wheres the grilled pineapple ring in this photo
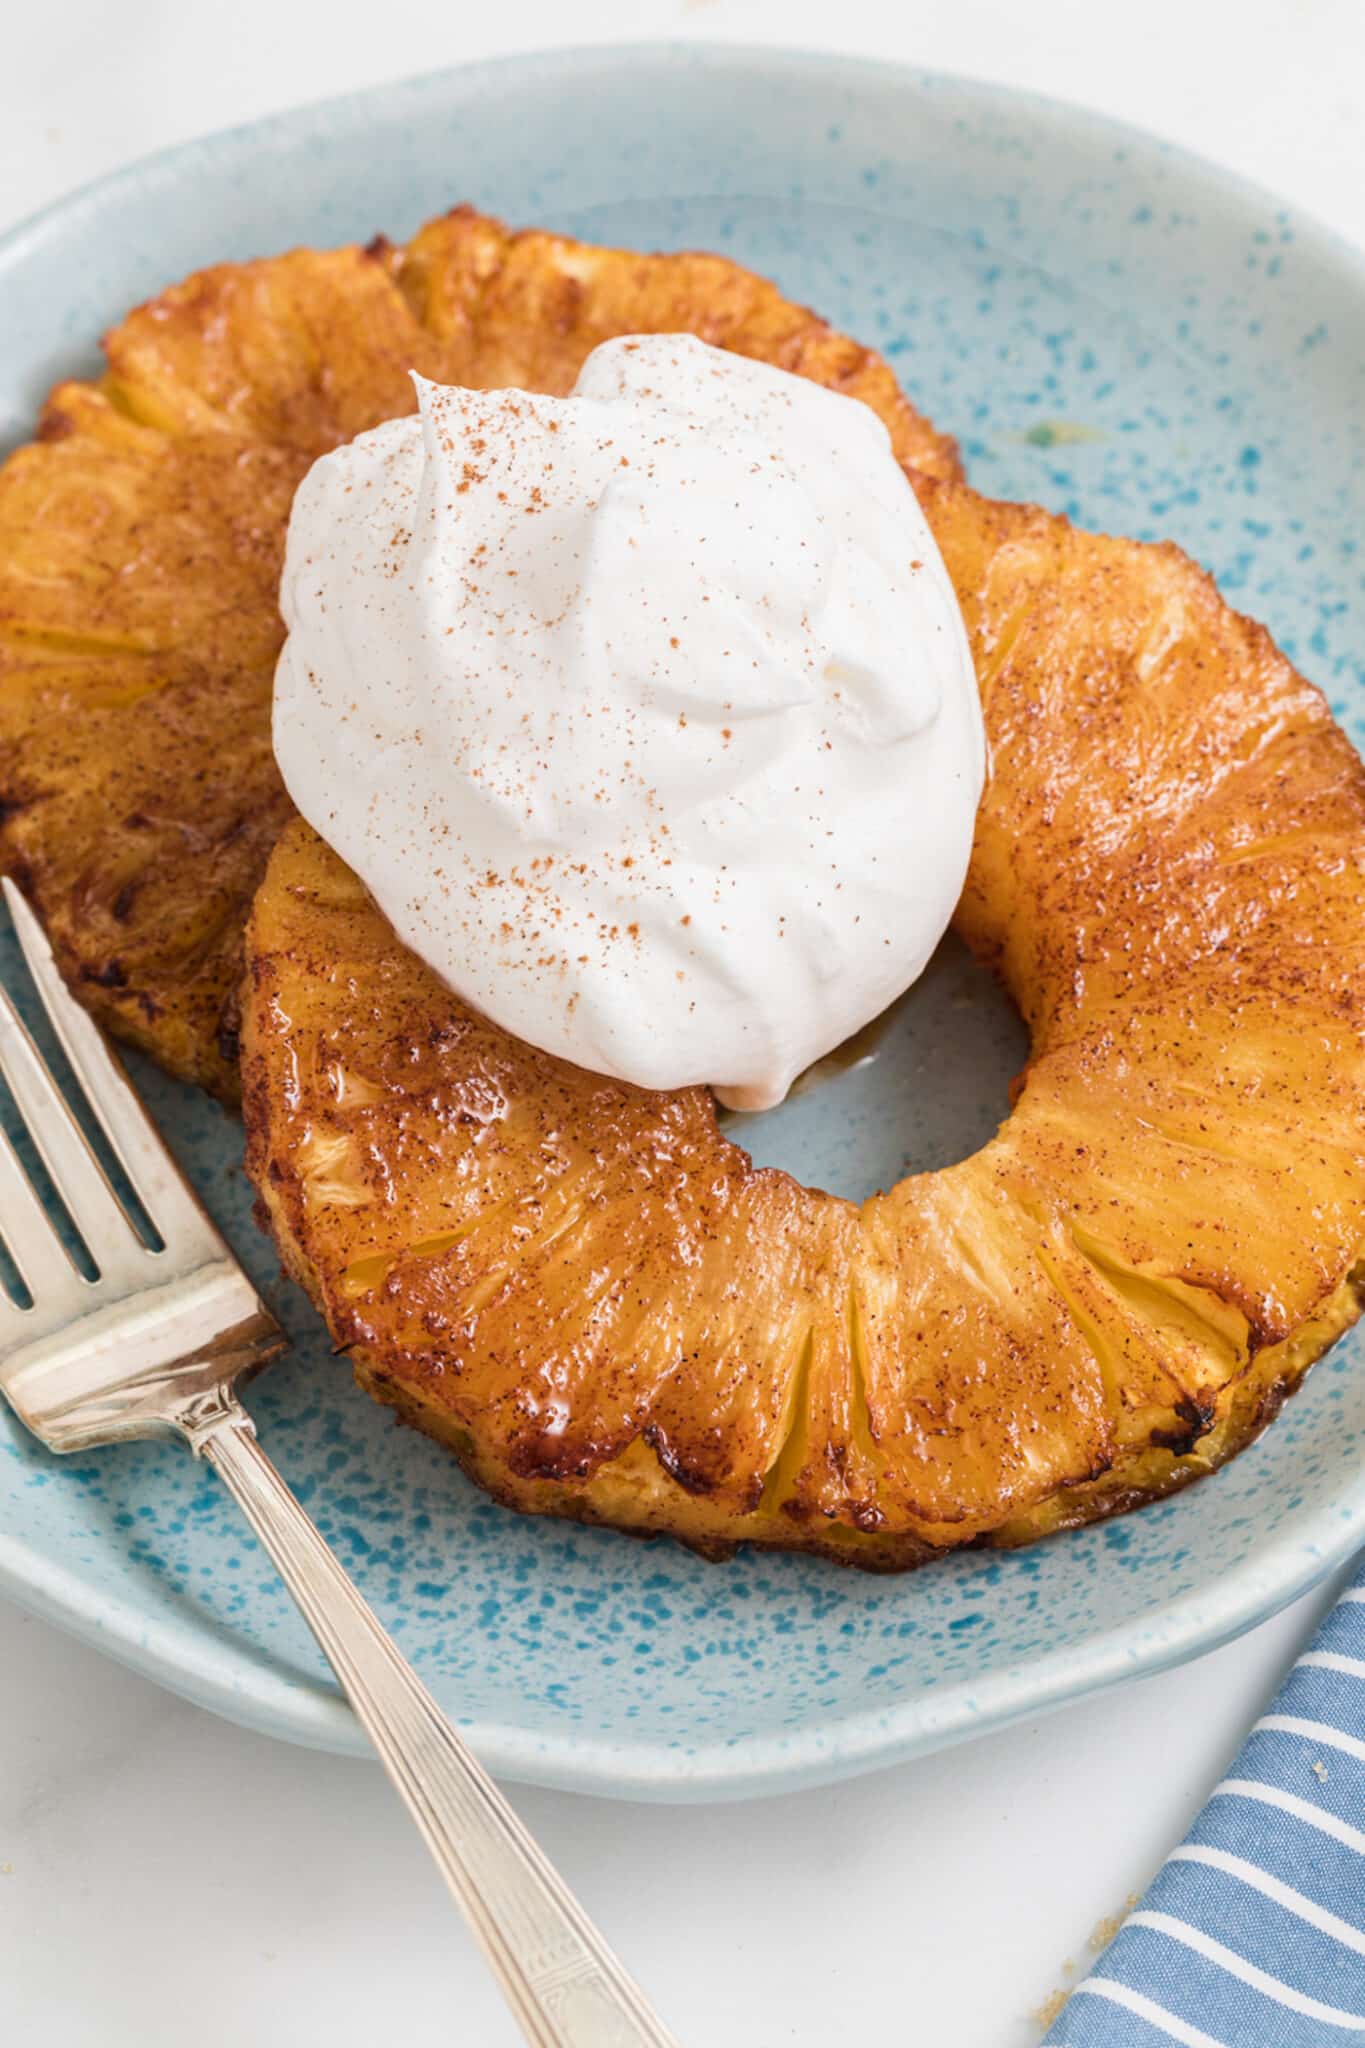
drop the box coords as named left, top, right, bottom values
left=0, top=208, right=956, bottom=1099
left=242, top=474, right=1365, bottom=1567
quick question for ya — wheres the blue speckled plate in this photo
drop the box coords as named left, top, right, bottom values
left=3, top=45, right=1364, bottom=1802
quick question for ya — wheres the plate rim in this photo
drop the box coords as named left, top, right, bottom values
left=2, top=38, right=1364, bottom=1801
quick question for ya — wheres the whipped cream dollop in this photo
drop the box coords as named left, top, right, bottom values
left=274, top=336, right=985, bottom=1110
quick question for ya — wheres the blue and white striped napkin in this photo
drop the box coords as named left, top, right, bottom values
left=1044, top=1565, right=1365, bottom=2046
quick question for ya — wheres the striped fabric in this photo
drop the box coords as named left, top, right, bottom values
left=1044, top=1573, right=1365, bottom=2046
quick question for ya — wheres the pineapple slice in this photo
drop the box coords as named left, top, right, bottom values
left=241, top=483, right=1365, bottom=1563
left=0, top=211, right=957, bottom=1097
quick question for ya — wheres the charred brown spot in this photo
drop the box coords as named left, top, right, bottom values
left=1149, top=1395, right=1215, bottom=1456
left=1147, top=1422, right=1201, bottom=1454
left=642, top=1425, right=722, bottom=1497
left=217, top=986, right=242, bottom=1068
left=80, top=958, right=128, bottom=990
left=849, top=1500, right=888, bottom=1534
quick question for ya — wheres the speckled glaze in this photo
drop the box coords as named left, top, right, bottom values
left=2, top=46, right=1364, bottom=1802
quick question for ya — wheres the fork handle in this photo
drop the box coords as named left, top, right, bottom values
left=196, top=1406, right=678, bottom=2048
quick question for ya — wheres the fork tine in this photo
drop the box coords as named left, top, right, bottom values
left=0, top=976, right=145, bottom=1275
left=0, top=1114, right=82, bottom=1301
left=2, top=881, right=220, bottom=1261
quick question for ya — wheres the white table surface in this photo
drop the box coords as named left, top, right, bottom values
left=4, top=4, right=1365, bottom=2043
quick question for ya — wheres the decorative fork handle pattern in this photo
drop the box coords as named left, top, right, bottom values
left=196, top=1406, right=679, bottom=2048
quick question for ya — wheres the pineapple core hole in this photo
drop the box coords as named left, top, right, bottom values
left=729, top=932, right=1027, bottom=1204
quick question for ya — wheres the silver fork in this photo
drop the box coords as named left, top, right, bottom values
left=0, top=879, right=678, bottom=2048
